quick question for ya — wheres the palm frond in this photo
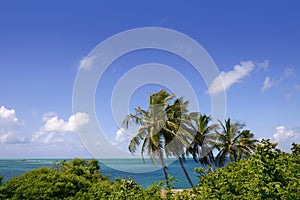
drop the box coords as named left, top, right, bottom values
left=135, top=107, right=151, bottom=120
left=128, top=126, right=148, bottom=153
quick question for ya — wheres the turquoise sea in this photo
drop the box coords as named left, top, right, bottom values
left=0, top=158, right=203, bottom=189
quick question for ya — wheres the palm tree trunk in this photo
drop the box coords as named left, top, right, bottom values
left=158, top=148, right=170, bottom=189
left=178, top=156, right=194, bottom=188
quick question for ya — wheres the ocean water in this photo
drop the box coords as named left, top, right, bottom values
left=0, top=158, right=203, bottom=189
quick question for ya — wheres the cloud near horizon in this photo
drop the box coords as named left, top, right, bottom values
left=208, top=61, right=255, bottom=94
left=0, top=106, right=27, bottom=144
left=31, top=112, right=89, bottom=144
left=113, top=128, right=127, bottom=145
left=42, top=112, right=89, bottom=133
left=272, top=126, right=300, bottom=152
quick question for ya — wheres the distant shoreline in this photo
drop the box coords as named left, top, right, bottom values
left=0, top=158, right=199, bottom=189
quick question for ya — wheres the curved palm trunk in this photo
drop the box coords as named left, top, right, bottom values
left=158, top=148, right=170, bottom=189
left=178, top=156, right=194, bottom=188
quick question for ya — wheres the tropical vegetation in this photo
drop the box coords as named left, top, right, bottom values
left=186, top=113, right=217, bottom=167
left=214, top=118, right=257, bottom=167
left=124, top=89, right=258, bottom=187
left=187, top=140, right=300, bottom=199
left=1, top=90, right=299, bottom=199
left=0, top=141, right=299, bottom=199
left=124, top=90, right=175, bottom=188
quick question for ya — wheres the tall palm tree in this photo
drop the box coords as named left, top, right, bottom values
left=164, top=98, right=195, bottom=187
left=215, top=118, right=257, bottom=167
left=186, top=113, right=218, bottom=169
left=124, top=89, right=174, bottom=188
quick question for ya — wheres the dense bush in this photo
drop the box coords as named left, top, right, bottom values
left=190, top=140, right=300, bottom=199
left=0, top=158, right=162, bottom=200
left=0, top=159, right=102, bottom=199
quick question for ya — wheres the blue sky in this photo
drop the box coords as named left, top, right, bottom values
left=0, top=1, right=299, bottom=158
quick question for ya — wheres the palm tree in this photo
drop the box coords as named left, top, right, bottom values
left=186, top=113, right=218, bottom=169
left=124, top=89, right=174, bottom=188
left=215, top=118, right=257, bottom=167
left=235, top=129, right=257, bottom=160
left=164, top=98, right=195, bottom=187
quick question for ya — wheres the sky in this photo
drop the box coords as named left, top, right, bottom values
left=0, top=1, right=300, bottom=159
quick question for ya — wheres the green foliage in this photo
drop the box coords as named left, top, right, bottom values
left=194, top=166, right=212, bottom=178
left=59, top=158, right=105, bottom=182
left=1, top=143, right=299, bottom=200
left=124, top=90, right=261, bottom=190
left=0, top=159, right=163, bottom=200
left=0, top=167, right=91, bottom=199
left=291, top=142, right=300, bottom=155
left=111, top=178, right=148, bottom=199
left=187, top=113, right=217, bottom=166
left=0, top=175, right=3, bottom=185
left=124, top=89, right=177, bottom=189
left=192, top=140, right=300, bottom=199
left=215, top=118, right=257, bottom=167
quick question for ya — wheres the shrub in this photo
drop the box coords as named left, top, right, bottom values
left=193, top=140, right=300, bottom=199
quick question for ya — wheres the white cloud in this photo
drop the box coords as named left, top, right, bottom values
left=112, top=127, right=136, bottom=147
left=66, top=112, right=90, bottom=131
left=261, top=68, right=295, bottom=93
left=272, top=126, right=300, bottom=152
left=42, top=112, right=89, bottom=133
left=261, top=76, right=275, bottom=92
left=113, top=128, right=127, bottom=144
left=0, top=106, right=18, bottom=122
left=32, top=112, right=89, bottom=144
left=0, top=106, right=27, bottom=144
left=208, top=61, right=255, bottom=94
left=0, top=132, right=27, bottom=144
left=79, top=55, right=97, bottom=70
